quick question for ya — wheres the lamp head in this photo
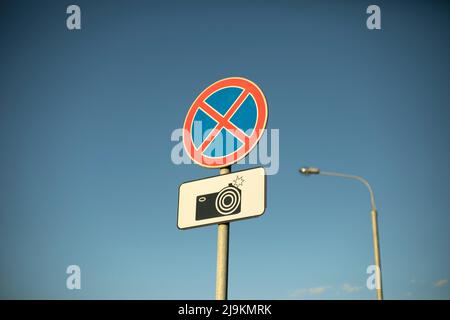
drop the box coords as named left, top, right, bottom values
left=299, top=167, right=320, bottom=175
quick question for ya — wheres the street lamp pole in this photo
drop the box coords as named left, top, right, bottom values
left=299, top=167, right=384, bottom=300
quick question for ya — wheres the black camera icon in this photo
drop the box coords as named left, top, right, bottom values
left=195, top=183, right=242, bottom=221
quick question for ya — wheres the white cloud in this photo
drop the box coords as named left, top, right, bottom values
left=309, top=287, right=328, bottom=295
left=341, top=283, right=362, bottom=294
left=291, top=286, right=331, bottom=298
left=434, top=279, right=448, bottom=288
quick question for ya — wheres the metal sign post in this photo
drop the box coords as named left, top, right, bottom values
left=216, top=166, right=231, bottom=300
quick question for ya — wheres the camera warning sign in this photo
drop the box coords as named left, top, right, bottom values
left=177, top=167, right=266, bottom=229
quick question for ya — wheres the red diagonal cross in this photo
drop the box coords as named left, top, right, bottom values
left=198, top=89, right=250, bottom=152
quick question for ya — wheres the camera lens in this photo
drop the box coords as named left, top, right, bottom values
left=215, top=186, right=241, bottom=215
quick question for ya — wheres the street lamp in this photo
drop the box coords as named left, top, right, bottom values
left=299, top=167, right=384, bottom=300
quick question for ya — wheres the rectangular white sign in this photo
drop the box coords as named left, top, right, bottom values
left=177, top=167, right=266, bottom=229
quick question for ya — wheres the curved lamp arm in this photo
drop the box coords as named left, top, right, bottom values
left=319, top=171, right=376, bottom=212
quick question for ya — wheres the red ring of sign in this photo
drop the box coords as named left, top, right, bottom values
left=183, top=77, right=268, bottom=168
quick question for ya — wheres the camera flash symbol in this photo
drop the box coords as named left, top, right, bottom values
left=232, top=176, right=244, bottom=188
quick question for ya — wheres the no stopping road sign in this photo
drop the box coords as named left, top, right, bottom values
left=183, top=77, right=268, bottom=168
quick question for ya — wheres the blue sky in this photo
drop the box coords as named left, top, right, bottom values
left=0, top=0, right=449, bottom=299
